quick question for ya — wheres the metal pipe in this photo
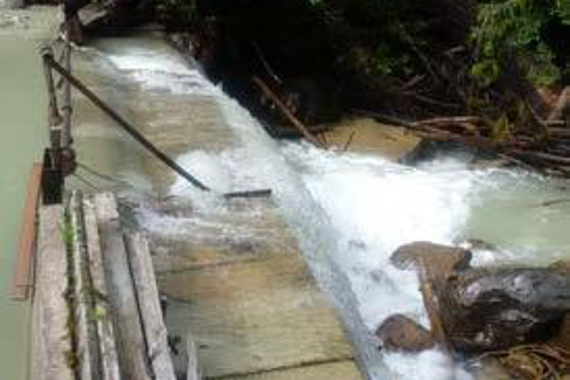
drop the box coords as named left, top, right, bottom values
left=40, top=45, right=62, bottom=130
left=44, top=53, right=211, bottom=191
left=43, top=53, right=272, bottom=198
left=61, top=40, right=72, bottom=148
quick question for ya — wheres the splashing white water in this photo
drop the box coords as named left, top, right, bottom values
left=104, top=42, right=215, bottom=96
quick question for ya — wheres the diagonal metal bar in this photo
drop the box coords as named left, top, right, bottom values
left=43, top=53, right=212, bottom=191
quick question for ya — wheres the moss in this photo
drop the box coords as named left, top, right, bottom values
left=62, top=211, right=80, bottom=380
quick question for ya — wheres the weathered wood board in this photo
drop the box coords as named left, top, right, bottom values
left=11, top=162, right=42, bottom=300
left=94, top=193, right=152, bottom=380
left=30, top=205, right=74, bottom=380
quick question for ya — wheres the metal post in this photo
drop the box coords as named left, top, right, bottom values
left=40, top=45, right=65, bottom=204
left=61, top=37, right=72, bottom=149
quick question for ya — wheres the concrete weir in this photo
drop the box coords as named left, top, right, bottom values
left=40, top=37, right=362, bottom=380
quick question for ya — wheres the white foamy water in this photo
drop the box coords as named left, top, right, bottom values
left=280, top=143, right=480, bottom=328
left=104, top=44, right=215, bottom=96
left=94, top=40, right=570, bottom=380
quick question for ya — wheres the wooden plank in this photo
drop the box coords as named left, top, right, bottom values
left=221, top=359, right=362, bottom=380
left=125, top=233, right=177, bottom=380
left=69, top=191, right=101, bottom=380
left=159, top=254, right=355, bottom=378
left=11, top=162, right=42, bottom=300
left=83, top=197, right=122, bottom=380
left=94, top=192, right=153, bottom=380
left=30, top=205, right=74, bottom=380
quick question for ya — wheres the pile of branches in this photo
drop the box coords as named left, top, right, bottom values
left=479, top=344, right=570, bottom=380
left=358, top=87, right=570, bottom=177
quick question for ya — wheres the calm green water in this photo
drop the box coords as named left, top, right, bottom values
left=0, top=35, right=48, bottom=380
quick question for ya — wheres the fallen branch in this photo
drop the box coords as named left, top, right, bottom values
left=404, top=91, right=462, bottom=110
left=411, top=116, right=483, bottom=126
left=342, top=131, right=355, bottom=151
left=252, top=76, right=325, bottom=147
left=508, top=150, right=570, bottom=166
left=548, top=87, right=569, bottom=123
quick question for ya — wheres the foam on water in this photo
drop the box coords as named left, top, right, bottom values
left=280, top=143, right=481, bottom=328
left=213, top=86, right=478, bottom=380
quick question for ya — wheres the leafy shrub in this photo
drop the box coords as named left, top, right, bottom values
left=470, top=0, right=570, bottom=87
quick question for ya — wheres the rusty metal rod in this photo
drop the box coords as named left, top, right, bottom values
left=224, top=189, right=272, bottom=199
left=61, top=39, right=72, bottom=148
left=44, top=53, right=211, bottom=191
left=40, top=45, right=62, bottom=127
left=43, top=53, right=271, bottom=198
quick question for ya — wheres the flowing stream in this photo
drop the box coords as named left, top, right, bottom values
left=71, top=35, right=570, bottom=380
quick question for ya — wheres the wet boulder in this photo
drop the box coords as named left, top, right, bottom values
left=376, top=314, right=435, bottom=352
left=390, top=241, right=472, bottom=280
left=439, top=268, right=570, bottom=354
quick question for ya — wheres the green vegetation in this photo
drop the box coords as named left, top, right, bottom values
left=136, top=0, right=567, bottom=133
left=470, top=0, right=570, bottom=87
left=62, top=213, right=79, bottom=378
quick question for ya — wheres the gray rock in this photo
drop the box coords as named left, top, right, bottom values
left=440, top=268, right=570, bottom=353
left=376, top=314, right=435, bottom=352
left=390, top=241, right=472, bottom=280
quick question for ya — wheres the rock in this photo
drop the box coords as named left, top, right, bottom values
left=390, top=241, right=472, bottom=280
left=376, top=314, right=435, bottom=352
left=439, top=268, right=570, bottom=353
left=400, top=139, right=495, bottom=166
left=386, top=243, right=570, bottom=355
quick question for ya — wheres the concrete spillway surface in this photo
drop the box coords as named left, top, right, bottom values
left=69, top=35, right=570, bottom=380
